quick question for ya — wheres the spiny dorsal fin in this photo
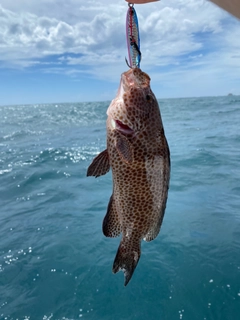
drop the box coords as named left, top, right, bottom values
left=87, top=149, right=110, bottom=178
left=115, top=133, right=133, bottom=164
left=102, top=195, right=122, bottom=237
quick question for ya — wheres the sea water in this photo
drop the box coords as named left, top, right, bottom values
left=0, top=96, right=240, bottom=320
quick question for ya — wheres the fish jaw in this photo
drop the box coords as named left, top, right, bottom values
left=107, top=68, right=153, bottom=137
left=121, top=68, right=150, bottom=89
left=108, top=68, right=151, bottom=114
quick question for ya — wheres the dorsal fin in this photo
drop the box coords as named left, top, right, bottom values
left=87, top=149, right=110, bottom=178
left=102, top=195, right=122, bottom=238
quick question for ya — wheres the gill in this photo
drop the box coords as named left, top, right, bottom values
left=126, top=3, right=141, bottom=69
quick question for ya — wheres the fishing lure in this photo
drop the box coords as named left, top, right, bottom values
left=126, top=3, right=141, bottom=68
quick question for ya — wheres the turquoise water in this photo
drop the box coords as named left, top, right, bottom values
left=0, top=97, right=240, bottom=320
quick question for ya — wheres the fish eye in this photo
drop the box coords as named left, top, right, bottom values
left=146, top=94, right=151, bottom=101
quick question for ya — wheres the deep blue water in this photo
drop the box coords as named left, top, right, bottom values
left=0, top=96, right=240, bottom=320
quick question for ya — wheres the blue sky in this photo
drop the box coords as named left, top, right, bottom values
left=0, top=0, right=240, bottom=105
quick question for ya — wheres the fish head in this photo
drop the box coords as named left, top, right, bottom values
left=107, top=68, right=162, bottom=137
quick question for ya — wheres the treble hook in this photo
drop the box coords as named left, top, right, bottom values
left=125, top=57, right=132, bottom=69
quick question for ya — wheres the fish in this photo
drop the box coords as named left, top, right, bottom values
left=87, top=67, right=170, bottom=286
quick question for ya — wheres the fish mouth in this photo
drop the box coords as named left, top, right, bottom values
left=121, top=72, right=135, bottom=92
left=117, top=70, right=136, bottom=95
left=121, top=68, right=150, bottom=91
left=111, top=118, right=134, bottom=135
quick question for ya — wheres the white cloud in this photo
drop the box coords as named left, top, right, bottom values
left=0, top=0, right=239, bottom=96
left=0, top=2, right=127, bottom=67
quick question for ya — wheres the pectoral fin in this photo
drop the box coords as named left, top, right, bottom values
left=102, top=195, right=122, bottom=237
left=115, top=133, right=133, bottom=164
left=87, top=149, right=110, bottom=177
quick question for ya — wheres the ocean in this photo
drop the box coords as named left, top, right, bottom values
left=0, top=96, right=240, bottom=320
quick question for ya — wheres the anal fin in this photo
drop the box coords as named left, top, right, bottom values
left=144, top=215, right=163, bottom=242
left=87, top=149, right=110, bottom=177
left=143, top=223, right=161, bottom=242
left=102, top=195, right=122, bottom=238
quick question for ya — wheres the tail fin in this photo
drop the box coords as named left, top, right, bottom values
left=112, top=238, right=141, bottom=286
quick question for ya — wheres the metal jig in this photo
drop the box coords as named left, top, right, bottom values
left=126, top=3, right=141, bottom=68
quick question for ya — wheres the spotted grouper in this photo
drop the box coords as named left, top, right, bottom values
left=87, top=67, right=170, bottom=286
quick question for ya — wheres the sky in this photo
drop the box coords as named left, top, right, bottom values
left=0, top=0, right=240, bottom=105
